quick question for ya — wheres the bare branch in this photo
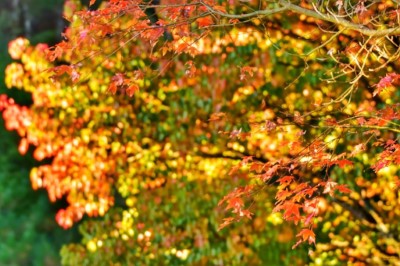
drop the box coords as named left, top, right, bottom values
left=204, top=0, right=400, bottom=37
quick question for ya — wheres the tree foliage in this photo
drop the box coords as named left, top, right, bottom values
left=1, top=0, right=400, bottom=264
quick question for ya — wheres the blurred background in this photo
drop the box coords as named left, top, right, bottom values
left=0, top=1, right=78, bottom=265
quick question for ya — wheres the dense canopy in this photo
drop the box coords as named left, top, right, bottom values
left=1, top=0, right=400, bottom=265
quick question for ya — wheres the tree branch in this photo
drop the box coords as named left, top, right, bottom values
left=201, top=1, right=288, bottom=19
left=204, top=0, right=400, bottom=37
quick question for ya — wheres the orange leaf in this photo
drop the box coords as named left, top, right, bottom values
left=108, top=83, right=117, bottom=95
left=218, top=217, right=235, bottom=230
left=208, top=112, right=226, bottom=121
left=239, top=209, right=253, bottom=219
left=278, top=175, right=294, bottom=184
left=228, top=165, right=240, bottom=176
left=126, top=84, right=139, bottom=97
left=176, top=43, right=188, bottom=53
left=282, top=202, right=301, bottom=223
left=225, top=197, right=244, bottom=211
left=197, top=16, right=214, bottom=28
left=296, top=228, right=316, bottom=245
left=275, top=189, right=292, bottom=203
left=336, top=184, right=351, bottom=194
left=336, top=159, right=353, bottom=168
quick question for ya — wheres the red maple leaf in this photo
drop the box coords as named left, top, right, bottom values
left=226, top=197, right=244, bottom=212
left=336, top=184, right=351, bottom=194
left=294, top=228, right=316, bottom=247
left=336, top=159, right=353, bottom=168
left=275, top=189, right=292, bottom=203
left=282, top=202, right=301, bottom=223
left=197, top=16, right=214, bottom=28
left=278, top=175, right=294, bottom=184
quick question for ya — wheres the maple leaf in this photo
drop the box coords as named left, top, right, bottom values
left=277, top=175, right=294, bottom=189
left=292, top=182, right=309, bottom=194
left=295, top=228, right=315, bottom=247
left=263, top=164, right=279, bottom=182
left=278, top=175, right=294, bottom=184
left=176, top=43, right=189, bottom=54
left=249, top=162, right=264, bottom=173
left=47, top=41, right=69, bottom=61
left=108, top=83, right=118, bottom=95
left=126, top=84, right=139, bottom=97
left=275, top=189, right=292, bottom=203
left=108, top=73, right=127, bottom=94
left=336, top=184, right=351, bottom=194
left=372, top=159, right=390, bottom=172
left=282, top=202, right=301, bottom=223
left=303, top=186, right=318, bottom=198
left=322, top=180, right=337, bottom=196
left=228, top=165, right=240, bottom=176
left=48, top=65, right=81, bottom=84
left=336, top=159, right=353, bottom=168
left=225, top=197, right=244, bottom=212
left=218, top=186, right=249, bottom=206
left=218, top=217, right=235, bottom=230
left=197, top=17, right=214, bottom=28
left=373, top=73, right=400, bottom=96
left=239, top=209, right=253, bottom=219
left=144, top=27, right=164, bottom=42
left=50, top=64, right=72, bottom=76
left=380, top=106, right=399, bottom=121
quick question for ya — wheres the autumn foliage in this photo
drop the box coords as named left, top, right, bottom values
left=1, top=0, right=400, bottom=264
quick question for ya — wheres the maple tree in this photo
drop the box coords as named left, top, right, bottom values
left=1, top=0, right=400, bottom=264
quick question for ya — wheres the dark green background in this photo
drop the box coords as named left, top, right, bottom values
left=0, top=1, right=78, bottom=265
